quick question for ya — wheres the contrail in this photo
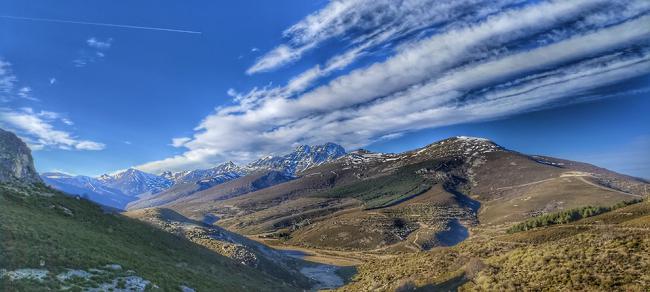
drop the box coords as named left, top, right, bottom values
left=0, top=15, right=202, bottom=35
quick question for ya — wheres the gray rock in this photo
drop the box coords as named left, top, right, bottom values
left=0, top=128, right=41, bottom=184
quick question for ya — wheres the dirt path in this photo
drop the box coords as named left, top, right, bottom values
left=496, top=172, right=643, bottom=198
left=496, top=178, right=556, bottom=191
left=575, top=176, right=642, bottom=198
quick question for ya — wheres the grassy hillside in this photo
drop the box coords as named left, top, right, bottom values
left=0, top=183, right=301, bottom=291
left=123, top=207, right=312, bottom=289
left=313, top=159, right=463, bottom=209
left=337, top=200, right=650, bottom=291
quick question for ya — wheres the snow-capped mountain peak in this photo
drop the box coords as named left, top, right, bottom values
left=97, top=168, right=173, bottom=197
left=162, top=161, right=247, bottom=185
left=44, top=143, right=346, bottom=209
left=248, top=142, right=346, bottom=176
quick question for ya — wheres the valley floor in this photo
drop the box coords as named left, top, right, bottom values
left=233, top=194, right=650, bottom=292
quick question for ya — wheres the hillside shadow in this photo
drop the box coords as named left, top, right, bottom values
left=439, top=185, right=481, bottom=246
left=436, top=219, right=470, bottom=246
left=445, top=185, right=480, bottom=214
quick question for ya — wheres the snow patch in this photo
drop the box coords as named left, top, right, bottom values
left=455, top=136, right=490, bottom=141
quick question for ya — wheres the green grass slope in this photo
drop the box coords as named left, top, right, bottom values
left=313, top=158, right=466, bottom=210
left=0, top=183, right=301, bottom=291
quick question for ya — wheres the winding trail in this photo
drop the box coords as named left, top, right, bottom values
left=575, top=176, right=642, bottom=198
left=496, top=172, right=642, bottom=198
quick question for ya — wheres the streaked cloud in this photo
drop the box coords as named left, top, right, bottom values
left=0, top=59, right=18, bottom=102
left=139, top=0, right=650, bottom=173
left=247, top=0, right=517, bottom=75
left=171, top=137, right=191, bottom=148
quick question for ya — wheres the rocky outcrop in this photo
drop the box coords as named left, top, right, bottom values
left=0, top=128, right=41, bottom=184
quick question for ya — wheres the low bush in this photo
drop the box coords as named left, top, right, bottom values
left=507, top=199, right=643, bottom=233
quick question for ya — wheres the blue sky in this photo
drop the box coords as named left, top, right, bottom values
left=0, top=0, right=649, bottom=178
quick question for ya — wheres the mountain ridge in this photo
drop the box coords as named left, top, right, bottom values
left=43, top=142, right=348, bottom=210
left=144, top=136, right=647, bottom=253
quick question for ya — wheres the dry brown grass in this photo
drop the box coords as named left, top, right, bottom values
left=337, top=201, right=650, bottom=291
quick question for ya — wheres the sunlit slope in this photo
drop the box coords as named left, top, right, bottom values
left=160, top=137, right=647, bottom=252
left=338, top=200, right=650, bottom=291
left=0, top=183, right=302, bottom=291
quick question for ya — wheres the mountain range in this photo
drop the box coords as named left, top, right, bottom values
left=130, top=136, right=648, bottom=252
left=3, top=127, right=650, bottom=291
left=41, top=142, right=348, bottom=210
left=38, top=136, right=650, bottom=252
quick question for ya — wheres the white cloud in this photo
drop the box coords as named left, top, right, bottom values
left=0, top=59, right=18, bottom=101
left=171, top=137, right=191, bottom=148
left=86, top=37, right=112, bottom=50
left=0, top=108, right=105, bottom=151
left=138, top=0, right=650, bottom=173
left=0, top=58, right=105, bottom=151
left=49, top=77, right=57, bottom=85
left=73, top=59, right=89, bottom=68
left=1, top=60, right=40, bottom=102
left=75, top=140, right=106, bottom=151
left=17, top=86, right=37, bottom=101
left=247, top=44, right=309, bottom=74
left=247, top=0, right=519, bottom=75
left=61, top=118, right=74, bottom=126
left=74, top=37, right=113, bottom=67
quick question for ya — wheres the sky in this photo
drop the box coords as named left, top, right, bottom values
left=0, top=0, right=649, bottom=179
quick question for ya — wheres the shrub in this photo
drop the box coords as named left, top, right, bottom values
left=507, top=199, right=643, bottom=233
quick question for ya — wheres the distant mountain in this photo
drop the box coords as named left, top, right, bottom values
left=149, top=136, right=648, bottom=252
left=127, top=143, right=346, bottom=211
left=248, top=142, right=346, bottom=176
left=162, top=161, right=247, bottom=186
left=98, top=168, right=173, bottom=197
left=43, top=168, right=174, bottom=209
left=40, top=172, right=133, bottom=209
left=0, top=128, right=41, bottom=184
left=126, top=162, right=250, bottom=210
left=46, top=142, right=349, bottom=211
left=127, top=170, right=293, bottom=211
